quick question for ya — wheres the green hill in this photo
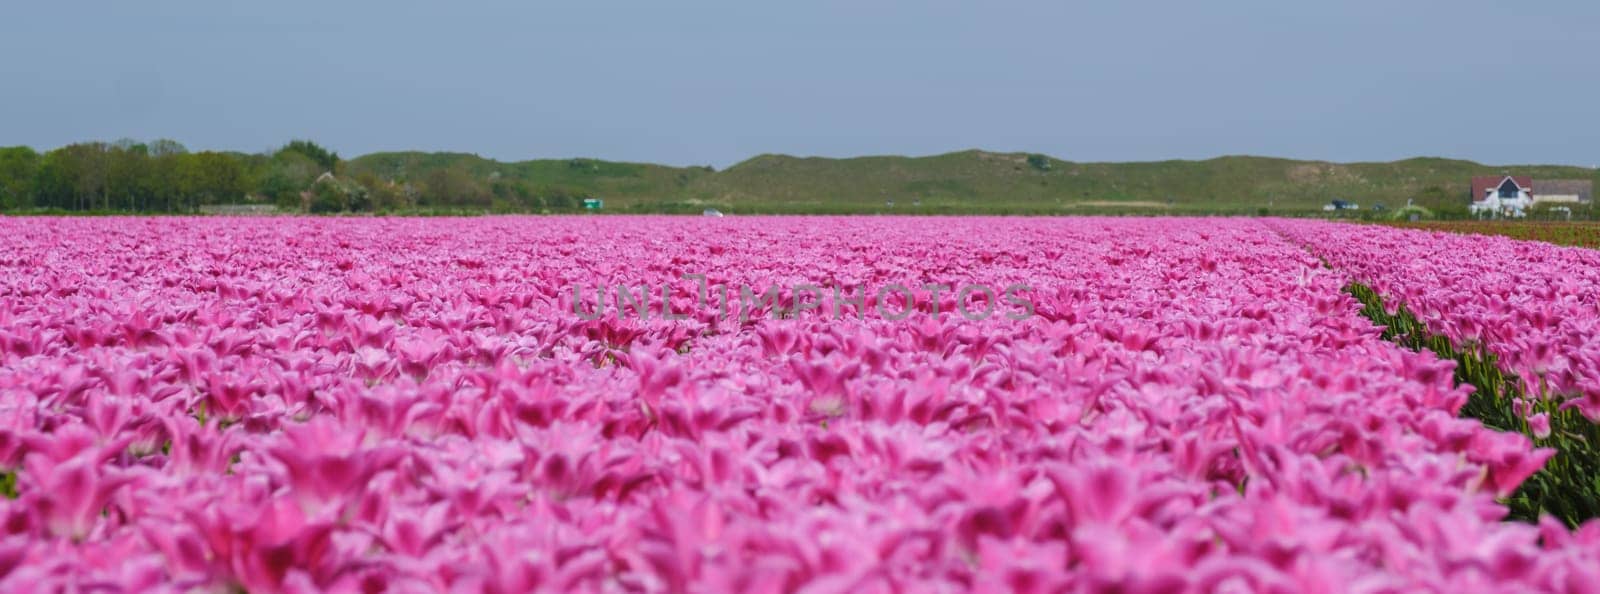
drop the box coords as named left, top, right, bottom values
left=8, top=140, right=1595, bottom=216
left=345, top=150, right=1600, bottom=216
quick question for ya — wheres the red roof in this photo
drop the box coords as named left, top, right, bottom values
left=1470, top=176, right=1533, bottom=202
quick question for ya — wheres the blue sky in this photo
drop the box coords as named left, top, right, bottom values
left=1, top=0, right=1596, bottom=167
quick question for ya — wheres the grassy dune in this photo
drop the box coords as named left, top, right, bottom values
left=344, top=150, right=1600, bottom=215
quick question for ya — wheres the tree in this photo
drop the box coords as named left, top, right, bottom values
left=490, top=178, right=541, bottom=210
left=32, top=151, right=75, bottom=210
left=0, top=147, right=40, bottom=210
left=175, top=152, right=248, bottom=210
left=277, top=140, right=339, bottom=173
left=258, top=151, right=322, bottom=210
left=307, top=180, right=341, bottom=213
left=307, top=179, right=344, bottom=213
left=1414, top=185, right=1468, bottom=219
left=147, top=149, right=184, bottom=212
left=3, top=139, right=203, bottom=211
left=420, top=165, right=489, bottom=207
left=148, top=139, right=188, bottom=157
left=355, top=171, right=409, bottom=211
left=305, top=174, right=371, bottom=213
left=52, top=143, right=112, bottom=210
left=540, top=186, right=582, bottom=209
left=107, top=141, right=152, bottom=211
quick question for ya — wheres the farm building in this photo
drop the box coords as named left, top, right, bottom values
left=1533, top=179, right=1594, bottom=204
left=1469, top=176, right=1593, bottom=217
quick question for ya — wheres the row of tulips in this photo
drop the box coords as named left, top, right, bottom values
left=1345, top=281, right=1600, bottom=527
left=1272, top=220, right=1600, bottom=416
left=1, top=216, right=1596, bottom=592
left=1274, top=219, right=1600, bottom=527
left=1382, top=221, right=1600, bottom=250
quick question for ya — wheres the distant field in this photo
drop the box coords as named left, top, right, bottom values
left=1381, top=221, right=1600, bottom=249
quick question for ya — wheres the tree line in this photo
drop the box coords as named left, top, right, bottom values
left=0, top=139, right=594, bottom=214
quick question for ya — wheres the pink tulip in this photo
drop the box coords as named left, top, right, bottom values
left=1528, top=412, right=1552, bottom=439
left=20, top=452, right=139, bottom=540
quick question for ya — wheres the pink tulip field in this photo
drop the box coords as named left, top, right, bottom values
left=1274, top=219, right=1600, bottom=527
left=1275, top=220, right=1600, bottom=417
left=3, top=216, right=1600, bottom=593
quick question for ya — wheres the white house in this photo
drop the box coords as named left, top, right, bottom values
left=1469, top=176, right=1593, bottom=218
left=1469, top=175, right=1533, bottom=217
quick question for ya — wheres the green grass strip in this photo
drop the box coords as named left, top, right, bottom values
left=1347, top=282, right=1600, bottom=527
